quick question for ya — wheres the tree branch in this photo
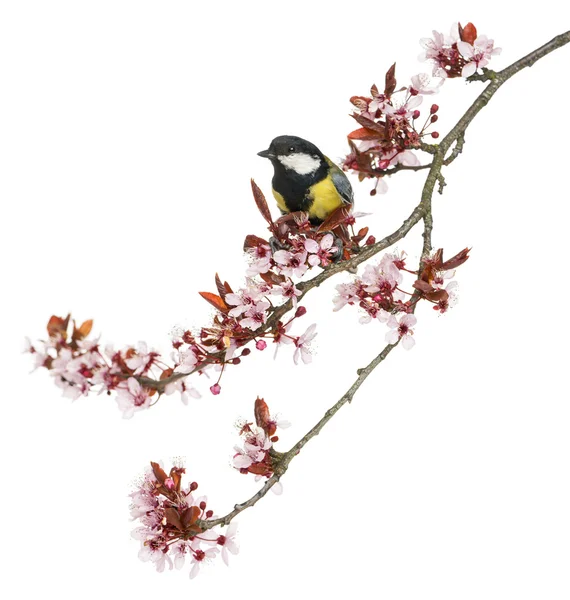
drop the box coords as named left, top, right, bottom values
left=196, top=30, right=570, bottom=531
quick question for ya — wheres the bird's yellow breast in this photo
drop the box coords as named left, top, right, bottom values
left=272, top=189, right=288, bottom=213
left=307, top=175, right=344, bottom=221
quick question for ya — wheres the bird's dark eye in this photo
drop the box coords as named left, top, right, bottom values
left=288, top=146, right=295, bottom=152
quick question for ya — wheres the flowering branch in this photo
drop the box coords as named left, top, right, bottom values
left=202, top=339, right=401, bottom=530
left=27, top=25, right=570, bottom=579
left=194, top=25, right=570, bottom=539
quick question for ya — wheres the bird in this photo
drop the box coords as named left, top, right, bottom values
left=257, top=135, right=353, bottom=225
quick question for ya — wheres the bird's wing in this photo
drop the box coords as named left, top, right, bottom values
left=325, top=156, right=354, bottom=206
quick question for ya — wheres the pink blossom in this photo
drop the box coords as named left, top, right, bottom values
left=387, top=149, right=421, bottom=168
left=410, top=73, right=444, bottom=95
left=272, top=279, right=302, bottom=307
left=419, top=24, right=460, bottom=78
left=293, top=323, right=317, bottom=365
left=385, top=314, right=417, bottom=349
left=458, top=35, right=502, bottom=77
left=203, top=522, right=239, bottom=566
left=383, top=95, right=423, bottom=120
left=333, top=282, right=360, bottom=311
left=225, top=283, right=264, bottom=317
left=256, top=340, right=267, bottom=351
left=239, top=300, right=270, bottom=331
left=233, top=428, right=273, bottom=469
left=189, top=547, right=219, bottom=579
left=138, top=537, right=173, bottom=573
left=174, top=348, right=199, bottom=374
left=164, top=377, right=201, bottom=404
left=210, top=383, right=221, bottom=395
left=125, top=342, right=157, bottom=375
left=273, top=249, right=308, bottom=278
left=116, top=377, right=151, bottom=418
left=172, top=541, right=196, bottom=570
left=305, top=234, right=338, bottom=267
left=245, top=242, right=272, bottom=276
left=359, top=307, right=391, bottom=325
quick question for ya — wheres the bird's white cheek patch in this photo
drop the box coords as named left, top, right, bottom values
left=278, top=153, right=321, bottom=175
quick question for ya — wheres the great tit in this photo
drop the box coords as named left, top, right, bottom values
left=257, top=135, right=354, bottom=225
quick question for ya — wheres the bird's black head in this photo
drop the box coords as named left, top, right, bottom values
left=257, top=135, right=325, bottom=176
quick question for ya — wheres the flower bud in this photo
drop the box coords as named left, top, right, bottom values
left=256, top=340, right=267, bottom=351
left=412, top=110, right=421, bottom=119
left=379, top=159, right=391, bottom=170
left=295, top=306, right=307, bottom=318
left=241, top=347, right=251, bottom=356
left=431, top=132, right=440, bottom=139
left=200, top=501, right=207, bottom=510
left=366, top=235, right=376, bottom=245
left=430, top=104, right=439, bottom=114
left=210, top=383, right=221, bottom=395
left=370, top=188, right=377, bottom=196
left=232, top=357, right=241, bottom=365
left=206, top=510, right=213, bottom=518
left=430, top=114, right=438, bottom=123
left=190, top=481, right=198, bottom=491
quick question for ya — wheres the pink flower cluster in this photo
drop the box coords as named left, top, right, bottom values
left=233, top=398, right=290, bottom=491
left=131, top=462, right=238, bottom=578
left=25, top=315, right=204, bottom=418
left=419, top=22, right=501, bottom=79
left=334, top=248, right=470, bottom=348
left=343, top=22, right=501, bottom=193
left=343, top=63, right=442, bottom=194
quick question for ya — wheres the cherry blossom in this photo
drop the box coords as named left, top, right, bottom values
left=273, top=249, right=309, bottom=278
left=410, top=73, right=444, bottom=95
left=458, top=35, right=502, bottom=77
left=239, top=300, right=271, bottom=331
left=305, top=234, right=338, bottom=267
left=116, top=377, right=151, bottom=418
left=385, top=314, right=417, bottom=349
left=189, top=547, right=219, bottom=579
left=293, top=323, right=317, bottom=365
left=164, top=378, right=201, bottom=404
left=203, top=522, right=239, bottom=566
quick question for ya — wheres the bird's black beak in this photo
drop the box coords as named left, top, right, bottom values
left=257, top=148, right=276, bottom=159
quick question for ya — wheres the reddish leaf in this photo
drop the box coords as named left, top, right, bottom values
left=160, top=368, right=174, bottom=380
left=351, top=113, right=387, bottom=137
left=73, top=319, right=93, bottom=340
left=459, top=22, right=477, bottom=44
left=248, top=463, right=273, bottom=476
left=169, top=468, right=183, bottom=493
left=214, top=273, right=229, bottom=301
left=181, top=505, right=202, bottom=527
left=352, top=226, right=369, bottom=245
left=254, top=397, right=276, bottom=435
left=412, top=279, right=434, bottom=293
left=243, top=234, right=270, bottom=251
left=347, top=127, right=382, bottom=141
left=349, top=95, right=370, bottom=111
left=251, top=179, right=276, bottom=233
left=425, top=289, right=449, bottom=302
left=47, top=314, right=70, bottom=338
left=384, top=63, right=397, bottom=96
left=259, top=270, right=286, bottom=286
left=317, top=204, right=352, bottom=233
left=198, top=292, right=228, bottom=313
left=441, top=247, right=471, bottom=270
left=164, top=508, right=184, bottom=531
left=150, top=461, right=168, bottom=484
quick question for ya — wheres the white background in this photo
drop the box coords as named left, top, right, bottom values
left=1, top=1, right=569, bottom=598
